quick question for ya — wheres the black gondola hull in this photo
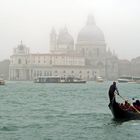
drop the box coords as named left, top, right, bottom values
left=109, top=99, right=140, bottom=120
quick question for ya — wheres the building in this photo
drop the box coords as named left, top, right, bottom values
left=131, top=57, right=140, bottom=77
left=50, top=26, right=74, bottom=54
left=9, top=15, right=119, bottom=81
left=9, top=41, right=92, bottom=80
left=75, top=15, right=118, bottom=79
left=118, top=59, right=132, bottom=77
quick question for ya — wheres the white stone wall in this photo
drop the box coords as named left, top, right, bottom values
left=9, top=53, right=93, bottom=81
left=29, top=54, right=85, bottom=66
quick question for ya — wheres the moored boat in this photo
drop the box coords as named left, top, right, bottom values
left=136, top=80, right=140, bottom=84
left=133, top=77, right=140, bottom=84
left=96, top=76, right=104, bottom=82
left=0, top=78, right=5, bottom=85
left=118, top=76, right=140, bottom=83
left=118, top=76, right=133, bottom=83
left=34, top=76, right=86, bottom=83
left=109, top=99, right=140, bottom=120
left=118, top=78, right=130, bottom=83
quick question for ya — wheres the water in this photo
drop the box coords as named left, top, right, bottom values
left=0, top=81, right=140, bottom=140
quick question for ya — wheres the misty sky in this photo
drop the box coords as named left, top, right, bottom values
left=0, top=0, right=140, bottom=61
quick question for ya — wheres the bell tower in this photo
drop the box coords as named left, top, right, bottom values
left=50, top=27, right=57, bottom=52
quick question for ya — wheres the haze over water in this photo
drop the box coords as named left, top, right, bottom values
left=0, top=81, right=140, bottom=139
left=0, top=0, right=140, bottom=60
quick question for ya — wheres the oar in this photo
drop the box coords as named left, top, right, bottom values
left=116, top=93, right=140, bottom=114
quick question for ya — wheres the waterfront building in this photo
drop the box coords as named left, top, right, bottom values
left=9, top=15, right=119, bottom=81
left=131, top=57, right=140, bottom=77
left=76, top=15, right=118, bottom=79
left=9, top=42, right=92, bottom=80
left=118, top=59, right=131, bottom=77
left=50, top=27, right=74, bottom=54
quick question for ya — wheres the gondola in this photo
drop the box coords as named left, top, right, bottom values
left=108, top=98, right=140, bottom=120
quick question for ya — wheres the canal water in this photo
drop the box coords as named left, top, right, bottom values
left=0, top=81, right=140, bottom=140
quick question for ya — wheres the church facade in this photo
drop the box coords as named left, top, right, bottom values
left=9, top=15, right=118, bottom=81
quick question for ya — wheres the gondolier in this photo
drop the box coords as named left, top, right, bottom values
left=108, top=81, right=119, bottom=103
left=108, top=82, right=140, bottom=120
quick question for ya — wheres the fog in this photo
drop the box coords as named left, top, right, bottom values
left=0, top=0, right=140, bottom=60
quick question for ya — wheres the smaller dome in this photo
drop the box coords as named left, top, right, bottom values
left=57, top=27, right=74, bottom=46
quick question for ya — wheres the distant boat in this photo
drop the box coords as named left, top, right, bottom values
left=118, top=78, right=130, bottom=83
left=0, top=78, right=5, bottom=85
left=34, top=76, right=86, bottom=83
left=96, top=76, right=104, bottom=82
left=118, top=76, right=133, bottom=83
left=133, top=77, right=140, bottom=84
left=118, top=76, right=140, bottom=83
left=135, top=80, right=140, bottom=84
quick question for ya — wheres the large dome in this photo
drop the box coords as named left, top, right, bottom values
left=77, top=15, right=105, bottom=44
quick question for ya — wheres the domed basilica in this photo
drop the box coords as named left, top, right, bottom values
left=50, top=15, right=118, bottom=80
left=9, top=15, right=118, bottom=81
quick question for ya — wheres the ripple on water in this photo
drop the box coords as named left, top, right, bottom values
left=0, top=126, right=18, bottom=131
left=0, top=81, right=140, bottom=140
